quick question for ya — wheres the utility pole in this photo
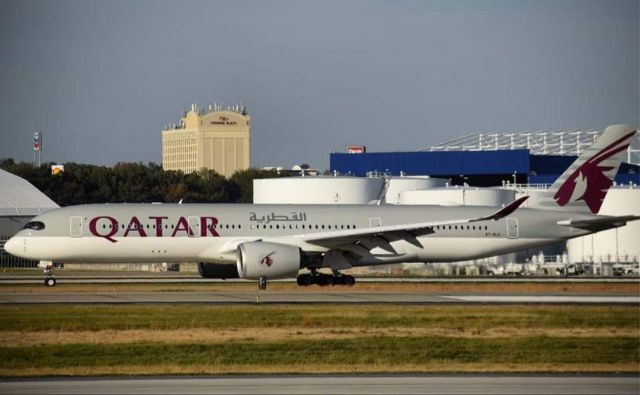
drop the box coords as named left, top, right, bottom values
left=33, top=131, right=42, bottom=166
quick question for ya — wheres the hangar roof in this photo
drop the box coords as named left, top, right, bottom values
left=331, top=128, right=640, bottom=186
left=0, top=169, right=59, bottom=216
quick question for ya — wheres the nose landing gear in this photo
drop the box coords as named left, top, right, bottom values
left=42, top=263, right=56, bottom=287
left=258, top=275, right=267, bottom=291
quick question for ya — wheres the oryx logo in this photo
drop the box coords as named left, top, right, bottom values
left=260, top=251, right=277, bottom=267
left=554, top=130, right=635, bottom=214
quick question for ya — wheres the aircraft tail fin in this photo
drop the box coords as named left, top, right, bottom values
left=538, top=124, right=637, bottom=214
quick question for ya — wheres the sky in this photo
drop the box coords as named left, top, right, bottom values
left=0, top=0, right=638, bottom=170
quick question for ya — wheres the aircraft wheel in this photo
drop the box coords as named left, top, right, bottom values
left=44, top=277, right=56, bottom=287
left=315, top=274, right=333, bottom=287
left=344, top=275, right=355, bottom=286
left=258, top=276, right=267, bottom=291
left=297, top=274, right=313, bottom=287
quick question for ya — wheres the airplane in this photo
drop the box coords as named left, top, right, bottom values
left=5, top=124, right=639, bottom=289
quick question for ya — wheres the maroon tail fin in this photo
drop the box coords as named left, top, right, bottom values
left=549, top=125, right=636, bottom=214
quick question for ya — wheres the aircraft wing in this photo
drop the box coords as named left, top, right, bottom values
left=557, top=215, right=640, bottom=232
left=297, top=196, right=529, bottom=249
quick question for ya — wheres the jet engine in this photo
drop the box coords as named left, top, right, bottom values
left=197, top=262, right=239, bottom=279
left=237, top=241, right=301, bottom=279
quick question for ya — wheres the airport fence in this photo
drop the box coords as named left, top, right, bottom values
left=0, top=236, right=39, bottom=268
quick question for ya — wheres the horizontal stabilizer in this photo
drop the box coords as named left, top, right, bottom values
left=557, top=215, right=640, bottom=232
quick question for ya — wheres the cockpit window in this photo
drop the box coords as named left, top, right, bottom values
left=23, top=221, right=45, bottom=231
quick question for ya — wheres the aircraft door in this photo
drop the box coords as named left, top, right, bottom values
left=70, top=216, right=83, bottom=237
left=188, top=216, right=200, bottom=238
left=506, top=218, right=518, bottom=239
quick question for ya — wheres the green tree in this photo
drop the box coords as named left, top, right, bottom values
left=229, top=168, right=284, bottom=203
left=0, top=159, right=300, bottom=206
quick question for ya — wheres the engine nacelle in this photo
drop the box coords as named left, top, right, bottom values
left=237, top=241, right=301, bottom=280
left=197, top=262, right=239, bottom=279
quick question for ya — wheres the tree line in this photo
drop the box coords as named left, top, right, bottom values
left=0, top=159, right=285, bottom=206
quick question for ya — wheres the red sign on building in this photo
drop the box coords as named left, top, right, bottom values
left=347, top=146, right=366, bottom=154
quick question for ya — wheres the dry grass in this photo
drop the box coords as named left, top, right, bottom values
left=1, top=325, right=637, bottom=347
left=1, top=362, right=638, bottom=377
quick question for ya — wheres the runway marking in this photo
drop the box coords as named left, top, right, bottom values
left=0, top=374, right=637, bottom=395
left=444, top=295, right=640, bottom=304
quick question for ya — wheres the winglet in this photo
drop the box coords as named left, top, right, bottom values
left=473, top=196, right=529, bottom=222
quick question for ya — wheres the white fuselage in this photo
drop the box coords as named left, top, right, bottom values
left=5, top=203, right=587, bottom=267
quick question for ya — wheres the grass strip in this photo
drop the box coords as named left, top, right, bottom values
left=0, top=305, right=636, bottom=332
left=0, top=336, right=636, bottom=371
left=0, top=305, right=637, bottom=375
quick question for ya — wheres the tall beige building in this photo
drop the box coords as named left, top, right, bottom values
left=162, top=103, right=250, bottom=177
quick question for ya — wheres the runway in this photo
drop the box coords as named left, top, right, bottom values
left=2, top=275, right=638, bottom=284
left=0, top=291, right=638, bottom=304
left=1, top=375, right=637, bottom=394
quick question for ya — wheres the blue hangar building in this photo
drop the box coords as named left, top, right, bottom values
left=330, top=130, right=640, bottom=187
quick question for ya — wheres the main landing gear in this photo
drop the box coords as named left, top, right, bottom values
left=296, top=269, right=355, bottom=287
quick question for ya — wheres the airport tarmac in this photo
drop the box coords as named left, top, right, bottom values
left=2, top=275, right=638, bottom=284
left=0, top=291, right=638, bottom=304
left=0, top=374, right=637, bottom=395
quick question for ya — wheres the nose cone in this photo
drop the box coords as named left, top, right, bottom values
left=4, top=237, right=21, bottom=257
